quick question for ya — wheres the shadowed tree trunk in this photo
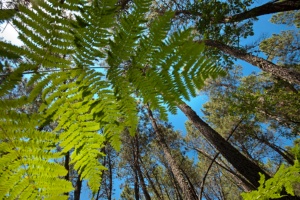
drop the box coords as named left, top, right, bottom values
left=254, top=135, right=295, bottom=165
left=178, top=102, right=300, bottom=200
left=133, top=134, right=152, bottom=200
left=146, top=105, right=198, bottom=200
left=174, top=0, right=300, bottom=23
left=177, top=102, right=270, bottom=189
left=203, top=39, right=300, bottom=85
left=107, top=148, right=113, bottom=200
left=224, top=0, right=300, bottom=23
left=134, top=168, right=140, bottom=200
left=74, top=175, right=82, bottom=200
left=64, top=152, right=70, bottom=196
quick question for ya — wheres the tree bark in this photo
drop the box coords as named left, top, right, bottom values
left=174, top=0, right=300, bottom=23
left=147, top=106, right=198, bottom=200
left=225, top=0, right=300, bottom=23
left=204, top=39, right=300, bottom=85
left=74, top=175, right=82, bottom=200
left=177, top=102, right=270, bottom=189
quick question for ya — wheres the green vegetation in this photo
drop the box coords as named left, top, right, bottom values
left=0, top=0, right=299, bottom=199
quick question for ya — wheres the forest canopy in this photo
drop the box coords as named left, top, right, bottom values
left=0, top=0, right=299, bottom=199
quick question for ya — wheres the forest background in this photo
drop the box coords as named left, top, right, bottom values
left=0, top=0, right=299, bottom=199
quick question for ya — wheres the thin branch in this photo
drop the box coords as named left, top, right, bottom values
left=198, top=119, right=243, bottom=200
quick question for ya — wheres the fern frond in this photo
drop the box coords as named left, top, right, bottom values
left=0, top=112, right=72, bottom=199
left=72, top=0, right=118, bottom=66
left=39, top=69, right=135, bottom=192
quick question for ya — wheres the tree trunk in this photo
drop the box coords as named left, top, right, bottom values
left=194, top=147, right=255, bottom=191
left=133, top=134, right=152, bottom=200
left=204, top=39, right=300, bottom=85
left=177, top=102, right=270, bottom=189
left=225, top=0, right=300, bottom=23
left=147, top=106, right=198, bottom=200
left=74, top=175, right=82, bottom=200
left=140, top=158, right=164, bottom=200
left=64, top=152, right=70, bottom=196
left=134, top=168, right=140, bottom=200
left=175, top=0, right=300, bottom=23
left=255, top=135, right=295, bottom=165
left=107, top=148, right=113, bottom=200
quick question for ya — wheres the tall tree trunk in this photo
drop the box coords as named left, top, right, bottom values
left=134, top=168, right=140, bottom=200
left=175, top=0, right=300, bottom=23
left=64, top=152, right=70, bottom=196
left=146, top=106, right=198, bottom=200
left=177, top=102, right=270, bottom=188
left=107, top=148, right=113, bottom=200
left=203, top=39, right=300, bottom=85
left=225, top=0, right=300, bottom=23
left=133, top=134, right=152, bottom=200
left=74, top=175, right=82, bottom=200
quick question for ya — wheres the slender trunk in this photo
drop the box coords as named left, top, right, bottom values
left=204, top=39, right=300, bottom=85
left=255, top=135, right=295, bottom=165
left=147, top=106, right=198, bottom=200
left=64, top=152, right=70, bottom=196
left=199, top=120, right=244, bottom=199
left=140, top=158, right=163, bottom=200
left=169, top=169, right=184, bottom=200
left=107, top=148, right=113, bottom=200
left=74, top=175, right=82, bottom=200
left=96, top=146, right=107, bottom=200
left=134, top=135, right=152, bottom=200
left=225, top=0, right=300, bottom=23
left=177, top=102, right=270, bottom=188
left=154, top=170, right=165, bottom=199
left=134, top=168, right=140, bottom=200
left=194, top=147, right=255, bottom=191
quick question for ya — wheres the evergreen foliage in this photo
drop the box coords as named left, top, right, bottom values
left=0, top=0, right=223, bottom=197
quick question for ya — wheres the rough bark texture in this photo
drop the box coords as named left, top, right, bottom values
left=147, top=107, right=198, bottom=200
left=226, top=0, right=300, bottom=23
left=204, top=39, right=300, bottom=85
left=177, top=103, right=270, bottom=188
